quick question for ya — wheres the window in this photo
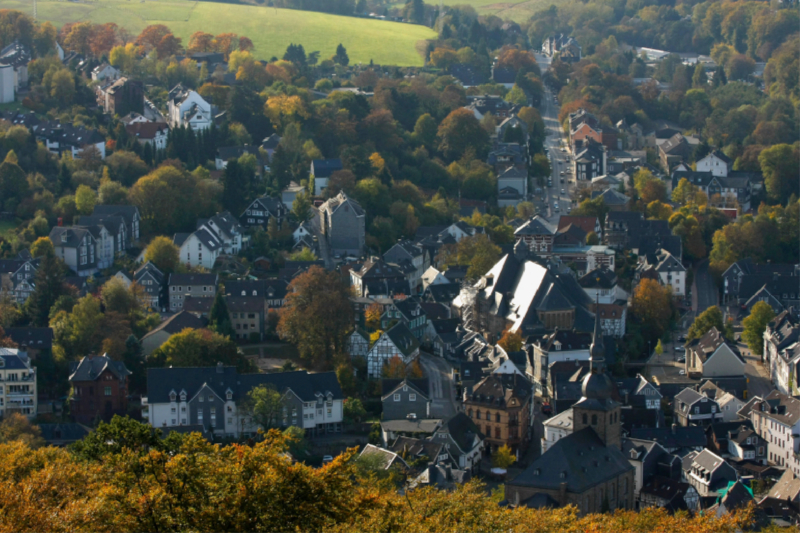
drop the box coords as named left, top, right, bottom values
left=393, top=394, right=400, bottom=402
left=476, top=410, right=482, bottom=420
left=171, top=407, right=177, bottom=414
left=208, top=395, right=213, bottom=402
left=694, top=407, right=700, bottom=414
left=409, top=394, right=416, bottom=402
left=582, top=413, right=587, bottom=424
left=199, top=395, right=204, bottom=403
left=104, top=387, right=111, bottom=396
left=496, top=413, right=501, bottom=422
left=591, top=414, right=597, bottom=425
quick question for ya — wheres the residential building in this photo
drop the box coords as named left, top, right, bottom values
left=673, top=388, right=724, bottom=427
left=431, top=413, right=484, bottom=473
left=639, top=477, right=699, bottom=512
left=514, top=216, right=555, bottom=254
left=622, top=438, right=680, bottom=502
left=505, top=314, right=635, bottom=515
left=725, top=423, right=768, bottom=464
left=558, top=216, right=601, bottom=236
left=385, top=297, right=428, bottom=341
left=91, top=63, right=120, bottom=81
left=768, top=470, right=800, bottom=504
left=671, top=170, right=755, bottom=212
left=134, top=261, right=165, bottom=309
left=463, top=372, right=533, bottom=455
left=636, top=248, right=686, bottom=297
left=227, top=296, right=268, bottom=342
left=144, top=366, right=343, bottom=438
left=421, top=266, right=449, bottom=291
left=589, top=188, right=630, bottom=211
left=366, top=322, right=420, bottom=378
left=167, top=84, right=212, bottom=130
left=350, top=258, right=407, bottom=298
left=579, top=268, right=628, bottom=337
left=358, top=444, right=408, bottom=470
left=465, top=94, right=517, bottom=120
left=35, top=121, right=106, bottom=159
left=630, top=425, right=706, bottom=455
left=126, top=121, right=169, bottom=150
left=0, top=255, right=39, bottom=303
left=225, top=279, right=287, bottom=308
left=697, top=381, right=745, bottom=422
left=346, top=327, right=370, bottom=358
left=2, top=327, right=52, bottom=358
left=92, top=205, right=141, bottom=243
left=140, top=311, right=206, bottom=356
left=497, top=166, right=528, bottom=207
left=281, top=180, right=305, bottom=209
left=574, top=140, right=607, bottom=182
left=240, top=196, right=289, bottom=230
left=763, top=310, right=800, bottom=394
left=383, top=241, right=429, bottom=293
left=658, top=133, right=699, bottom=171
left=0, top=348, right=37, bottom=418
left=69, top=354, right=131, bottom=425
left=173, top=229, right=222, bottom=270
left=530, top=329, right=592, bottom=396
left=49, top=226, right=97, bottom=277
left=381, top=378, right=431, bottom=420
left=0, top=41, right=30, bottom=103
left=749, top=391, right=800, bottom=476
left=696, top=150, right=732, bottom=177
left=542, top=34, right=582, bottom=62
left=683, top=449, right=737, bottom=497
left=616, top=374, right=662, bottom=409
left=309, top=158, right=343, bottom=196
left=541, top=409, right=573, bottom=453
left=319, top=192, right=365, bottom=256
left=685, top=327, right=746, bottom=381
left=168, top=273, right=218, bottom=311
left=96, top=77, right=144, bottom=116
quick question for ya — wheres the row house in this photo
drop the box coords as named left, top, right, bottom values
left=574, top=139, right=607, bottom=182
left=763, top=310, right=800, bottom=395
left=463, top=372, right=533, bottom=455
left=749, top=391, right=800, bottom=477
left=144, top=365, right=343, bottom=438
left=366, top=322, right=420, bottom=379
left=0, top=348, right=37, bottom=418
left=35, top=120, right=106, bottom=159
left=225, top=279, right=288, bottom=309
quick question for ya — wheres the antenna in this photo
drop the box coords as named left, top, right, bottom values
left=437, top=0, right=444, bottom=34
left=33, top=0, right=37, bottom=20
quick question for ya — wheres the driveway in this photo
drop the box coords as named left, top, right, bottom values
left=418, top=351, right=458, bottom=419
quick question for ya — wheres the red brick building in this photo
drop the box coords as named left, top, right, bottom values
left=69, top=354, right=131, bottom=425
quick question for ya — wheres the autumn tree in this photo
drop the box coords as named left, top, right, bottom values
left=0, top=414, right=45, bottom=449
left=187, top=31, right=214, bottom=53
left=759, top=143, right=799, bottom=204
left=492, top=444, right=515, bottom=469
left=135, top=24, right=172, bottom=53
left=630, top=279, right=674, bottom=340
left=30, top=236, right=54, bottom=258
left=144, top=236, right=180, bottom=273
left=498, top=328, right=523, bottom=353
left=437, top=108, right=490, bottom=162
left=149, top=328, right=256, bottom=372
left=242, top=384, right=284, bottom=430
left=742, top=301, right=775, bottom=357
left=440, top=233, right=500, bottom=280
left=687, top=306, right=730, bottom=341
left=277, top=266, right=353, bottom=367
left=365, top=303, right=383, bottom=332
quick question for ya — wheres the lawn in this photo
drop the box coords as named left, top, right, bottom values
left=441, top=0, right=546, bottom=22
left=2, top=0, right=436, bottom=66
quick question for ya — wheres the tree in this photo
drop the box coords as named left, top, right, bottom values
left=365, top=303, right=382, bottom=332
left=343, top=398, right=367, bottom=425
left=291, top=191, right=312, bottom=222
left=25, top=252, right=66, bottom=326
left=149, top=328, right=255, bottom=372
left=208, top=291, right=235, bottom=338
left=498, top=328, right=523, bottom=353
left=382, top=355, right=408, bottom=378
left=136, top=24, right=172, bottom=52
left=687, top=306, right=727, bottom=341
left=654, top=339, right=663, bottom=356
left=0, top=414, right=45, bottom=449
left=75, top=184, right=96, bottom=215
left=411, top=113, right=437, bottom=149
left=106, top=151, right=148, bottom=187
left=243, top=384, right=283, bottom=430
left=759, top=144, right=799, bottom=204
left=436, top=108, right=490, bottom=161
left=144, top=236, right=180, bottom=274
left=630, top=279, right=674, bottom=340
left=221, top=159, right=251, bottom=215
left=30, top=236, right=54, bottom=258
left=101, top=277, right=141, bottom=316
left=0, top=150, right=28, bottom=209
left=277, top=266, right=353, bottom=367
left=49, top=69, right=75, bottom=104
left=585, top=231, right=599, bottom=245
left=491, top=444, right=515, bottom=469
left=333, top=43, right=349, bottom=66
left=288, top=248, right=317, bottom=261
left=70, top=415, right=185, bottom=461
left=441, top=234, right=500, bottom=280
left=742, top=301, right=775, bottom=357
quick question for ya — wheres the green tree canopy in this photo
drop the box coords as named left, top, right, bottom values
left=742, top=301, right=776, bottom=356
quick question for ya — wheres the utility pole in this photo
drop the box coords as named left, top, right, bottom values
left=33, top=0, right=37, bottom=21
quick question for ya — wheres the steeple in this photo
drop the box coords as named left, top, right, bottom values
left=589, top=292, right=604, bottom=371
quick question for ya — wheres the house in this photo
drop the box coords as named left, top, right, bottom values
left=346, top=328, right=370, bottom=359
left=227, top=296, right=268, bottom=341
left=685, top=327, right=746, bottom=381
left=697, top=381, right=745, bottom=422
left=358, top=444, right=408, bottom=470
left=281, top=180, right=305, bottom=209
left=636, top=248, right=686, bottom=297
left=541, top=409, right=573, bottom=453
left=35, top=121, right=106, bottom=159
left=431, top=413, right=484, bottom=473
left=0, top=41, right=30, bottom=103
left=133, top=261, right=165, bottom=309
left=590, top=188, right=630, bottom=211
left=696, top=150, right=732, bottom=177
left=389, top=436, right=449, bottom=468
left=383, top=241, right=429, bottom=292
left=144, top=366, right=343, bottom=438
left=126, top=121, right=169, bottom=150
left=319, top=192, right=365, bottom=256
left=382, top=378, right=431, bottom=420
left=380, top=418, right=443, bottom=446
left=721, top=259, right=798, bottom=305
left=749, top=391, right=800, bottom=476
left=140, top=311, right=205, bottom=355
left=491, top=65, right=516, bottom=89
left=465, top=94, right=517, bottom=120
left=69, top=354, right=131, bottom=425
left=463, top=372, right=533, bottom=455
left=224, top=279, right=287, bottom=308
left=725, top=423, right=768, bottom=464
left=351, top=258, right=407, bottom=298
left=569, top=110, right=617, bottom=151
left=639, top=477, right=699, bottom=512
left=38, top=423, right=91, bottom=447
left=167, top=84, right=212, bottom=130
left=260, top=133, right=281, bottom=162
left=49, top=226, right=98, bottom=277
left=92, top=205, right=141, bottom=243
left=763, top=310, right=800, bottom=395
left=495, top=119, right=527, bottom=145
left=96, top=77, right=144, bottom=116
left=622, top=438, right=680, bottom=502
left=574, top=140, right=607, bottom=182
left=0, top=255, right=39, bottom=304
left=671, top=170, right=755, bottom=212
left=182, top=295, right=214, bottom=317
left=579, top=268, right=628, bottom=338
left=91, top=63, right=120, bottom=81
left=497, top=166, right=528, bottom=207
left=530, top=329, right=592, bottom=396
left=658, top=133, right=699, bottom=171
left=542, top=34, right=581, bottom=61
left=630, top=425, right=706, bottom=455
left=514, top=215, right=555, bottom=253
left=673, top=388, right=724, bottom=427
left=215, top=145, right=263, bottom=171
left=387, top=296, right=428, bottom=341
left=173, top=229, right=221, bottom=270
left=366, top=322, right=420, bottom=378
left=240, top=197, right=288, bottom=232
left=449, top=63, right=488, bottom=88
left=168, top=273, right=218, bottom=311
left=0, top=348, right=37, bottom=418
left=2, top=327, right=53, bottom=358
left=616, top=374, right=662, bottom=409
left=309, top=158, right=343, bottom=196
left=683, top=449, right=737, bottom=497
left=77, top=213, right=128, bottom=259
left=768, top=469, right=800, bottom=504
left=558, top=216, right=601, bottom=236
left=421, top=266, right=449, bottom=291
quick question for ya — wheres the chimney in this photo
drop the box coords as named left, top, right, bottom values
left=671, top=423, right=677, bottom=434
left=57, top=217, right=63, bottom=227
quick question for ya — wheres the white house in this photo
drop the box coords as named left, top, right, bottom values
left=763, top=310, right=800, bottom=396
left=347, top=328, right=370, bottom=359
left=637, top=248, right=686, bottom=297
left=126, top=122, right=169, bottom=151
left=0, top=64, right=13, bottom=103
left=421, top=266, right=450, bottom=291
left=750, top=391, right=800, bottom=477
left=0, top=348, right=37, bottom=418
left=173, top=212, right=245, bottom=270
left=143, top=366, right=344, bottom=438
left=541, top=409, right=572, bottom=453
left=49, top=226, right=98, bottom=277
left=685, top=328, right=746, bottom=379
left=92, top=63, right=120, bottom=82
left=167, top=84, right=212, bottom=131
left=366, top=323, right=420, bottom=378
left=696, top=150, right=732, bottom=178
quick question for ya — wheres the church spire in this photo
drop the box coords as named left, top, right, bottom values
left=589, top=292, right=604, bottom=372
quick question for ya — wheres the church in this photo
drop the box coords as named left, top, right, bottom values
left=504, top=310, right=635, bottom=514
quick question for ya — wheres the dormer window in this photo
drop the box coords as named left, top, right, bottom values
left=241, top=290, right=246, bottom=296
left=180, top=391, right=186, bottom=401
left=226, top=389, right=233, bottom=400
left=169, top=391, right=177, bottom=402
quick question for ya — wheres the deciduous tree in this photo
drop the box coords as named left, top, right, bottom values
left=144, top=236, right=180, bottom=274
left=630, top=279, right=674, bottom=340
left=742, top=301, right=775, bottom=356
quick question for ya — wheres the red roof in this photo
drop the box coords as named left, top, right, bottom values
left=125, top=121, right=168, bottom=139
left=557, top=215, right=598, bottom=235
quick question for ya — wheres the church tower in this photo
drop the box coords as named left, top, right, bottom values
left=571, top=299, right=621, bottom=449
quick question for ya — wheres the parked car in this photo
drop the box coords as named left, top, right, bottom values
left=541, top=403, right=552, bottom=415
left=561, top=189, right=565, bottom=194
left=679, top=369, right=686, bottom=375
left=674, top=346, right=685, bottom=352
left=678, top=336, right=686, bottom=342
left=322, top=455, right=334, bottom=465
left=554, top=202, right=560, bottom=211
left=677, top=356, right=686, bottom=363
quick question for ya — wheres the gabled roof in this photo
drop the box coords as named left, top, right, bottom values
left=69, top=354, right=131, bottom=382
left=358, top=444, right=407, bottom=470
left=310, top=158, right=343, bottom=178
left=437, top=412, right=483, bottom=454
left=381, top=378, right=430, bottom=401
left=557, top=216, right=598, bottom=235
left=320, top=192, right=364, bottom=217
left=590, top=188, right=630, bottom=206
left=168, top=273, right=218, bottom=286
left=754, top=390, right=800, bottom=427
left=125, top=121, right=168, bottom=140
left=468, top=372, right=532, bottom=408
left=514, top=216, right=555, bottom=236
left=380, top=323, right=420, bottom=357
left=579, top=268, right=617, bottom=289
left=498, top=166, right=528, bottom=181
left=630, top=426, right=706, bottom=449
left=3, top=327, right=53, bottom=349
left=49, top=226, right=94, bottom=248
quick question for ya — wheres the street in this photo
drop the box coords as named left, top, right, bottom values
left=418, top=351, right=458, bottom=419
left=693, top=259, right=718, bottom=316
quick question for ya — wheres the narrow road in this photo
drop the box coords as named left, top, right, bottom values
left=693, top=259, right=718, bottom=315
left=418, top=351, right=458, bottom=420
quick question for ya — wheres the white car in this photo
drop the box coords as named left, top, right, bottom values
left=561, top=189, right=565, bottom=194
left=553, top=202, right=560, bottom=211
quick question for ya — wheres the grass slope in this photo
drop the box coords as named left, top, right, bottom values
left=441, top=0, right=546, bottom=22
left=3, top=0, right=436, bottom=65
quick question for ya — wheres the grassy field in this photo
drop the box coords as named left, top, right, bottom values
left=2, top=0, right=436, bottom=65
left=441, top=0, right=547, bottom=22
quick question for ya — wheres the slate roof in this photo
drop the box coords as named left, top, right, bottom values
left=755, top=390, right=800, bottom=427
left=579, top=267, right=617, bottom=289
left=381, top=378, right=430, bottom=401
left=630, top=426, right=706, bottom=449
left=225, top=296, right=265, bottom=313
left=147, top=367, right=342, bottom=404
left=3, top=327, right=53, bottom=349
left=468, top=373, right=532, bottom=407
left=510, top=427, right=633, bottom=493
left=69, top=355, right=131, bottom=382
left=686, top=327, right=744, bottom=365
left=142, top=311, right=205, bottom=342
left=182, top=296, right=214, bottom=314
left=590, top=188, right=630, bottom=206
left=0, top=349, right=33, bottom=369
left=423, top=283, right=461, bottom=304
left=640, top=476, right=692, bottom=505
left=38, top=423, right=91, bottom=444
left=311, top=158, right=343, bottom=178
left=389, top=436, right=444, bottom=462
left=768, top=469, right=800, bottom=501
left=168, top=273, right=218, bottom=287
left=35, top=120, right=105, bottom=147
left=49, top=226, right=94, bottom=248
left=380, top=419, right=442, bottom=434
left=382, top=322, right=420, bottom=357
left=449, top=63, right=488, bottom=86
left=439, top=412, right=483, bottom=453
left=557, top=216, right=598, bottom=235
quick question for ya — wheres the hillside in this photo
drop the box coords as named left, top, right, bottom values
left=1, top=0, right=436, bottom=66
left=439, top=0, right=551, bottom=23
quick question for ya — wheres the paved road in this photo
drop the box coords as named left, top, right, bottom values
left=693, top=259, right=718, bottom=315
left=418, top=351, right=458, bottom=419
left=737, top=341, right=773, bottom=399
